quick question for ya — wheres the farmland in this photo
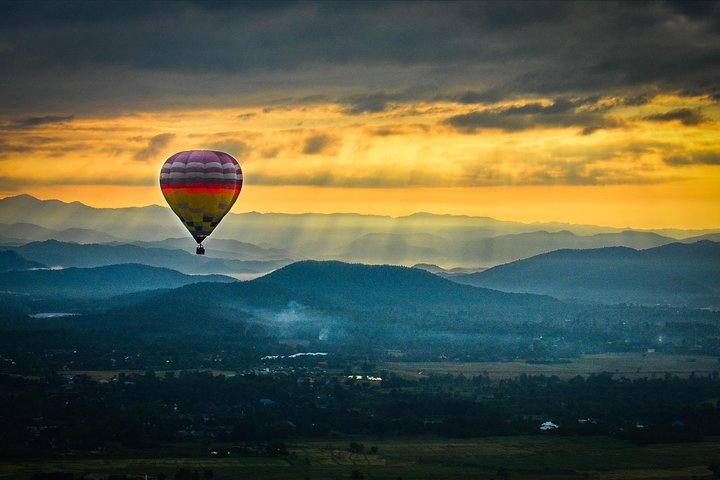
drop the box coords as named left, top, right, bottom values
left=3, top=436, right=719, bottom=480
left=383, top=353, right=720, bottom=380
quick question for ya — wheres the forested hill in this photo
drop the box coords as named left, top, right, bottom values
left=259, top=260, right=559, bottom=311
left=0, top=250, right=44, bottom=271
left=0, top=263, right=235, bottom=299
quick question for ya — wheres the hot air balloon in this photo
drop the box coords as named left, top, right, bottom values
left=160, top=150, right=243, bottom=255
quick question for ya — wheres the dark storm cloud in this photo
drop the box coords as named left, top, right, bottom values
left=0, top=1, right=719, bottom=113
left=455, top=89, right=508, bottom=105
left=664, top=151, right=720, bottom=166
left=303, top=134, right=335, bottom=155
left=133, top=133, right=175, bottom=161
left=679, top=85, right=720, bottom=101
left=643, top=108, right=709, bottom=126
left=340, top=87, right=436, bottom=114
left=663, top=0, right=720, bottom=21
left=11, top=115, right=75, bottom=128
left=445, top=98, right=624, bottom=134
left=623, top=94, right=655, bottom=106
left=343, top=93, right=396, bottom=114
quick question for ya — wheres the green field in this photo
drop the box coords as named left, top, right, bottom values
left=383, top=353, right=720, bottom=380
left=62, top=369, right=239, bottom=381
left=64, top=353, right=720, bottom=383
left=2, top=436, right=719, bottom=480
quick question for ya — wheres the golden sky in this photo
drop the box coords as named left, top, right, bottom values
left=1, top=2, right=719, bottom=230
left=1, top=94, right=719, bottom=229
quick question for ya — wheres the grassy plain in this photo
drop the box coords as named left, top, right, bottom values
left=63, top=369, right=238, bottom=380
left=382, top=353, right=720, bottom=380
left=2, top=436, right=719, bottom=480
left=64, top=353, right=720, bottom=382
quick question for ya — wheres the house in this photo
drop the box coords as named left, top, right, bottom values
left=540, top=421, right=559, bottom=431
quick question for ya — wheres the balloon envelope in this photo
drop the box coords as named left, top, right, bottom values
left=160, top=150, right=243, bottom=243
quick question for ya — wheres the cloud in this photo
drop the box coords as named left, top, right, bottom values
left=579, top=126, right=602, bottom=136
left=368, top=125, right=430, bottom=137
left=460, top=157, right=668, bottom=187
left=454, top=89, right=507, bottom=105
left=0, top=174, right=155, bottom=190
left=444, top=98, right=624, bottom=134
left=249, top=169, right=441, bottom=188
left=261, top=147, right=281, bottom=158
left=664, top=151, right=720, bottom=166
left=133, top=133, right=175, bottom=161
left=206, top=139, right=249, bottom=158
left=0, top=135, right=86, bottom=159
left=664, top=0, right=720, bottom=21
left=10, top=115, right=74, bottom=128
left=3, top=2, right=717, bottom=114
left=0, top=140, right=32, bottom=158
left=342, top=92, right=396, bottom=114
left=643, top=108, right=709, bottom=126
left=303, top=134, right=336, bottom=155
left=623, top=93, right=655, bottom=106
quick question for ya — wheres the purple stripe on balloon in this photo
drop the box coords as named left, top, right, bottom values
left=161, top=178, right=241, bottom=186
left=164, top=153, right=238, bottom=163
left=160, top=150, right=243, bottom=190
left=171, top=167, right=227, bottom=174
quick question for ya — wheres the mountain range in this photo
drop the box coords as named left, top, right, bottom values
left=0, top=194, right=718, bottom=312
left=0, top=250, right=44, bottom=271
left=0, top=244, right=716, bottom=366
left=341, top=229, right=679, bottom=267
left=66, top=260, right=568, bottom=347
left=29, top=259, right=713, bottom=362
left=452, top=241, right=720, bottom=308
left=8, top=240, right=287, bottom=275
left=0, top=263, right=235, bottom=299
left=2, top=194, right=719, bottom=268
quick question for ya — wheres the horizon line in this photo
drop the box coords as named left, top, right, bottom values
left=1, top=193, right=720, bottom=234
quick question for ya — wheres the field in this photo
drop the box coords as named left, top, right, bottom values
left=63, top=370, right=239, bottom=381
left=63, top=353, right=720, bottom=383
left=383, top=353, right=720, bottom=380
left=2, top=436, right=719, bottom=480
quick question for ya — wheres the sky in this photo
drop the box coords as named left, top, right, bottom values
left=0, top=0, right=719, bottom=229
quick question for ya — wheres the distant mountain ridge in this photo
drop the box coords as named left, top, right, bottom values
left=0, top=263, right=236, bottom=299
left=126, top=237, right=292, bottom=261
left=452, top=241, right=720, bottom=308
left=10, top=240, right=287, bottom=275
left=0, top=222, right=128, bottom=243
left=2, top=194, right=719, bottom=268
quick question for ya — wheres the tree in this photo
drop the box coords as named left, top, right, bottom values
left=496, top=466, right=511, bottom=480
